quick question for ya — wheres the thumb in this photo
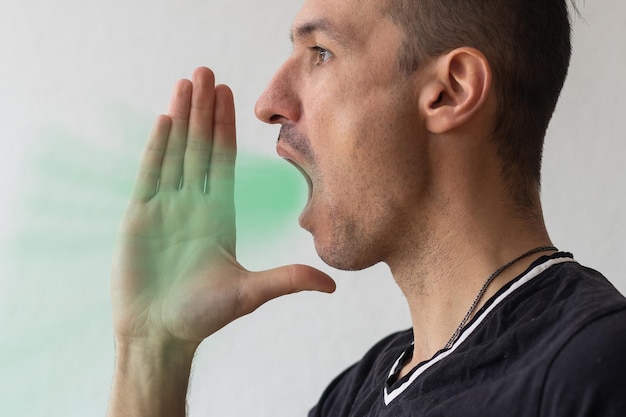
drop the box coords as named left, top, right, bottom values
left=239, top=264, right=336, bottom=315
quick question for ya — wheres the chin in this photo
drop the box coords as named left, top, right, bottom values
left=306, top=204, right=382, bottom=271
left=313, top=235, right=378, bottom=272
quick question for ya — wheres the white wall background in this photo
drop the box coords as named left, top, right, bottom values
left=0, top=1, right=624, bottom=416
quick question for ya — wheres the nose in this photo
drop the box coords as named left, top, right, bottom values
left=255, top=60, right=301, bottom=125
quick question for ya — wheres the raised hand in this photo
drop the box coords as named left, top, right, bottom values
left=110, top=67, right=335, bottom=350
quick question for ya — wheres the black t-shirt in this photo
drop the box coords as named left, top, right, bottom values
left=309, top=253, right=626, bottom=417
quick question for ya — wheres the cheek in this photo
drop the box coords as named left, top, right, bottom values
left=306, top=71, right=423, bottom=202
left=316, top=109, right=411, bottom=196
left=352, top=112, right=426, bottom=202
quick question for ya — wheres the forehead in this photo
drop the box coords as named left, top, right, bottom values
left=291, top=0, right=384, bottom=47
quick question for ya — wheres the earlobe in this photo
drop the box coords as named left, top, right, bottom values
left=421, top=48, right=492, bottom=134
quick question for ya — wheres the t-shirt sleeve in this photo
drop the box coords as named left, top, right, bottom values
left=540, top=308, right=626, bottom=417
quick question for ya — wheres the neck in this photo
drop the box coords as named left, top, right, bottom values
left=387, top=188, right=554, bottom=371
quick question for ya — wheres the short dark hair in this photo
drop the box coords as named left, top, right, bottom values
left=384, top=0, right=575, bottom=208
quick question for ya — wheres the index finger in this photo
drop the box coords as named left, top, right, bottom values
left=131, top=114, right=171, bottom=202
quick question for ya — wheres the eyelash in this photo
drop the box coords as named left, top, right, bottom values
left=311, top=46, right=333, bottom=65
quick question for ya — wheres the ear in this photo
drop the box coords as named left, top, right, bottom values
left=419, top=48, right=492, bottom=134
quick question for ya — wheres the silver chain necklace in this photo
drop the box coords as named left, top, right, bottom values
left=444, top=245, right=558, bottom=350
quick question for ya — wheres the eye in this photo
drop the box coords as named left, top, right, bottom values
left=311, top=46, right=333, bottom=65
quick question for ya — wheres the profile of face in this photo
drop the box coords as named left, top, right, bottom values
left=255, top=0, right=430, bottom=271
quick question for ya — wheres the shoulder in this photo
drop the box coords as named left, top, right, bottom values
left=511, top=256, right=626, bottom=338
left=531, top=256, right=623, bottom=304
left=308, top=329, right=412, bottom=417
left=482, top=256, right=626, bottom=416
left=539, top=308, right=626, bottom=417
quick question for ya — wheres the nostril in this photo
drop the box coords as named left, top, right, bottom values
left=269, top=114, right=283, bottom=123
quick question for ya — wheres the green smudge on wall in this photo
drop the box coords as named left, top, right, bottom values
left=6, top=125, right=306, bottom=261
left=235, top=151, right=305, bottom=237
left=0, top=117, right=308, bottom=415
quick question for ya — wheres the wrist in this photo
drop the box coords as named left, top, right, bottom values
left=107, top=337, right=199, bottom=417
left=114, top=334, right=199, bottom=367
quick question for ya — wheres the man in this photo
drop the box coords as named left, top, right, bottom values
left=107, top=0, right=626, bottom=416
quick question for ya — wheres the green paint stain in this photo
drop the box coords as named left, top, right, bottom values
left=0, top=106, right=307, bottom=416
left=5, top=123, right=306, bottom=260
left=235, top=151, right=305, bottom=238
left=0, top=113, right=307, bottom=415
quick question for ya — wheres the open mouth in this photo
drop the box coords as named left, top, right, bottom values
left=285, top=158, right=313, bottom=201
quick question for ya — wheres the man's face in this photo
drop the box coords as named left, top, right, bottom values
left=255, top=0, right=429, bottom=270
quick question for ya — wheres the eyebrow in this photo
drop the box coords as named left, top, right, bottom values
left=290, top=18, right=351, bottom=49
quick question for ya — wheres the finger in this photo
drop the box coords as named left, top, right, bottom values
left=130, top=115, right=171, bottom=202
left=207, top=84, right=237, bottom=198
left=182, top=67, right=216, bottom=193
left=237, top=265, right=336, bottom=317
left=160, top=79, right=192, bottom=191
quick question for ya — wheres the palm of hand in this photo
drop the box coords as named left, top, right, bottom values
left=111, top=68, right=334, bottom=347
left=113, top=191, right=240, bottom=343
